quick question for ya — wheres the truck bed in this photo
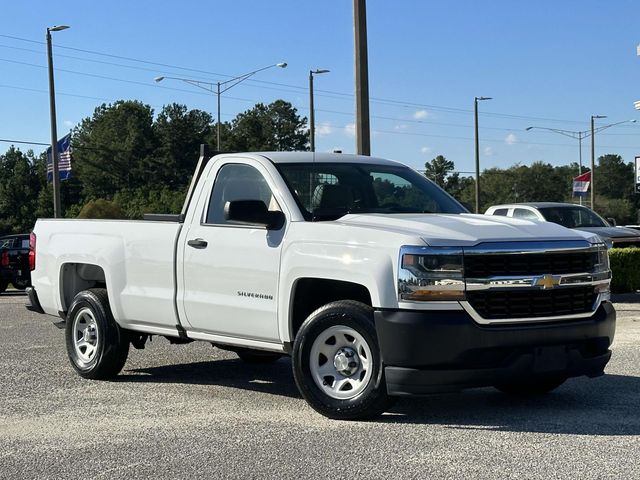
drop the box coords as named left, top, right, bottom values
left=32, top=219, right=182, bottom=331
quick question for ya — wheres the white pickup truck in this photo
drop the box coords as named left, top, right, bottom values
left=26, top=149, right=615, bottom=420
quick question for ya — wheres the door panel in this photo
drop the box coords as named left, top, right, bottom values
left=181, top=163, right=284, bottom=342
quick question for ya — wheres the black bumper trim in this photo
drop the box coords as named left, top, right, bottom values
left=375, top=302, right=616, bottom=396
left=25, top=287, right=45, bottom=314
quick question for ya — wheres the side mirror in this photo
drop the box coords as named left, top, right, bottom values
left=606, top=217, right=617, bottom=227
left=224, top=200, right=285, bottom=230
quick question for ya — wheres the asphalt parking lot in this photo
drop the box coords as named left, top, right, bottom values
left=0, top=292, right=639, bottom=479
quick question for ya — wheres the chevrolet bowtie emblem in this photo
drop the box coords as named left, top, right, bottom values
left=534, top=274, right=561, bottom=290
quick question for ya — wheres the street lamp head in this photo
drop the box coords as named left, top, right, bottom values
left=525, top=126, right=534, bottom=131
left=629, top=119, right=637, bottom=123
left=313, top=69, right=330, bottom=74
left=48, top=25, right=70, bottom=32
left=276, top=62, right=287, bottom=68
left=154, top=76, right=165, bottom=83
left=592, top=115, right=607, bottom=119
left=476, top=96, right=492, bottom=101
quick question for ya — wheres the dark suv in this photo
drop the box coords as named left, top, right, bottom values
left=0, top=234, right=32, bottom=293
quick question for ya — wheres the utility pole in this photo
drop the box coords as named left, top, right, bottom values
left=591, top=115, right=607, bottom=211
left=309, top=69, right=330, bottom=152
left=354, top=0, right=370, bottom=155
left=46, top=25, right=69, bottom=219
left=474, top=96, right=492, bottom=213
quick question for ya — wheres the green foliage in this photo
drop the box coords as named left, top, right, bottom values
left=596, top=154, right=633, bottom=200
left=225, top=100, right=308, bottom=151
left=0, top=147, right=40, bottom=234
left=609, top=248, right=640, bottom=293
left=77, top=199, right=125, bottom=219
left=113, top=187, right=186, bottom=219
left=72, top=101, right=157, bottom=199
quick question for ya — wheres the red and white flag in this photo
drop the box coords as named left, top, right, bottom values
left=572, top=171, right=590, bottom=197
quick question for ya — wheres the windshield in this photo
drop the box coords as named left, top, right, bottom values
left=538, top=206, right=609, bottom=228
left=277, top=162, right=467, bottom=221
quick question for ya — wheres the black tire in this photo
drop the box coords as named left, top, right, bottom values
left=495, top=375, right=567, bottom=395
left=236, top=349, right=282, bottom=364
left=65, top=288, right=129, bottom=380
left=0, top=281, right=7, bottom=294
left=292, top=300, right=391, bottom=420
left=12, top=278, right=30, bottom=290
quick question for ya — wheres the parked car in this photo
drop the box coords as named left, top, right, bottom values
left=27, top=151, right=614, bottom=420
left=485, top=202, right=640, bottom=248
left=0, top=233, right=32, bottom=293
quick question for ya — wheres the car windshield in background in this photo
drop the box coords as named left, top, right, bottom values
left=277, top=163, right=466, bottom=221
left=538, top=206, right=608, bottom=228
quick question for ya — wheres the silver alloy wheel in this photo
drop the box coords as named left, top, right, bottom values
left=309, top=324, right=373, bottom=400
left=72, top=307, right=99, bottom=367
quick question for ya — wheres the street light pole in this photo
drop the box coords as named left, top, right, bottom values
left=309, top=69, right=330, bottom=152
left=474, top=96, right=492, bottom=213
left=591, top=115, right=606, bottom=211
left=155, top=62, right=287, bottom=151
left=46, top=25, right=69, bottom=219
left=354, top=0, right=371, bottom=156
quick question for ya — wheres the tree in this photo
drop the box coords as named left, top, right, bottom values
left=424, top=155, right=455, bottom=188
left=77, top=199, right=125, bottom=219
left=72, top=100, right=156, bottom=200
left=152, top=103, right=213, bottom=188
left=225, top=100, right=308, bottom=151
left=0, top=147, right=40, bottom=234
left=596, top=154, right=633, bottom=200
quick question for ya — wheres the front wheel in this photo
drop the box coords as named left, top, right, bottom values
left=292, top=300, right=391, bottom=420
left=65, top=288, right=130, bottom=379
left=495, top=375, right=567, bottom=395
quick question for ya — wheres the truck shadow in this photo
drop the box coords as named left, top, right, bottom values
left=119, top=358, right=640, bottom=435
left=384, top=373, right=640, bottom=435
left=119, top=358, right=301, bottom=399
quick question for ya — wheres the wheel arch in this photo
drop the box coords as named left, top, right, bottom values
left=287, top=277, right=373, bottom=342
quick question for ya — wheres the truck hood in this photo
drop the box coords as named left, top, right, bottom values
left=337, top=213, right=600, bottom=247
left=574, top=226, right=640, bottom=239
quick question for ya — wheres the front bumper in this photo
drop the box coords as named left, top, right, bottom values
left=374, top=302, right=615, bottom=396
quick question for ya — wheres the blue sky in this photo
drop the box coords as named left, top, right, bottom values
left=1, top=0, right=640, bottom=173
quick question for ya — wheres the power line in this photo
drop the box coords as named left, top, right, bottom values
left=0, top=33, right=627, bottom=127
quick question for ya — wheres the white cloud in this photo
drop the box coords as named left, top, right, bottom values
left=344, top=123, right=356, bottom=137
left=63, top=120, right=75, bottom=128
left=484, top=146, right=494, bottom=157
left=394, top=124, right=409, bottom=130
left=504, top=133, right=517, bottom=145
left=420, top=146, right=432, bottom=154
left=315, top=122, right=333, bottom=137
left=413, top=110, right=430, bottom=120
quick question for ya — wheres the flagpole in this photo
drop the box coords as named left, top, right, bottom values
left=46, top=25, right=69, bottom=218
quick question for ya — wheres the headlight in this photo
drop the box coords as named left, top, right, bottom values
left=398, top=247, right=465, bottom=301
left=593, top=244, right=611, bottom=294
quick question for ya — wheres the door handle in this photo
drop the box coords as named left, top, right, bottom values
left=187, top=238, right=208, bottom=249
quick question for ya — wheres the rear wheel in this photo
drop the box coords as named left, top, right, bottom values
left=495, top=375, right=566, bottom=395
left=292, top=300, right=391, bottom=420
left=65, top=288, right=129, bottom=379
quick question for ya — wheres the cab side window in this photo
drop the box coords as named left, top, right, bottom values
left=513, top=208, right=538, bottom=220
left=492, top=208, right=508, bottom=216
left=205, top=164, right=280, bottom=225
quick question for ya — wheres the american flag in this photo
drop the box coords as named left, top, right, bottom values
left=47, top=133, right=72, bottom=182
